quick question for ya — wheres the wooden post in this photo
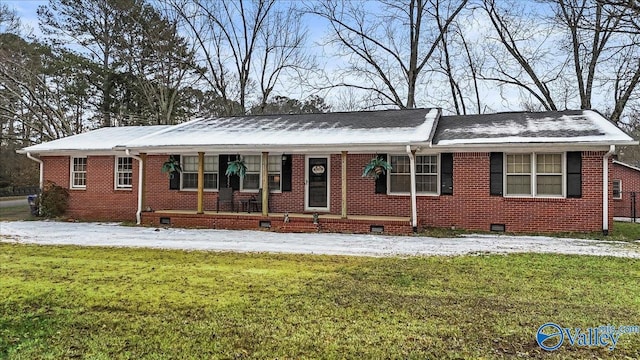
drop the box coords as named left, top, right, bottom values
left=197, top=152, right=204, bottom=214
left=140, top=153, right=147, bottom=211
left=261, top=152, right=269, bottom=216
left=341, top=151, right=348, bottom=219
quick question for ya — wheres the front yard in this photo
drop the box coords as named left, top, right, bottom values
left=1, top=243, right=638, bottom=359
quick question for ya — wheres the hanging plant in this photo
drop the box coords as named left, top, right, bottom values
left=362, top=156, right=392, bottom=179
left=225, top=157, right=247, bottom=178
left=161, top=156, right=182, bottom=178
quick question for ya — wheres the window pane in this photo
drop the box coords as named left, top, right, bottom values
left=537, top=154, right=561, bottom=174
left=416, top=156, right=437, bottom=174
left=391, top=156, right=410, bottom=174
left=268, top=174, right=280, bottom=191
left=416, top=175, right=437, bottom=193
left=507, top=154, right=530, bottom=174
left=390, top=174, right=410, bottom=193
left=182, top=173, right=198, bottom=189
left=506, top=175, right=531, bottom=195
left=73, top=172, right=86, bottom=187
left=243, top=173, right=260, bottom=190
left=613, top=180, right=621, bottom=199
left=204, top=156, right=218, bottom=172
left=244, top=155, right=261, bottom=172
left=537, top=175, right=562, bottom=195
left=182, top=156, right=198, bottom=172
left=204, top=174, right=217, bottom=189
left=74, top=158, right=86, bottom=172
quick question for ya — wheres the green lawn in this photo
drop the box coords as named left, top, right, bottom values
left=1, top=244, right=638, bottom=359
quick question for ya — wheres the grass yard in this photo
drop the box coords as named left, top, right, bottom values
left=1, top=244, right=639, bottom=359
left=0, top=205, right=33, bottom=222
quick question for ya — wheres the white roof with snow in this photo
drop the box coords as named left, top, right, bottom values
left=18, top=126, right=169, bottom=154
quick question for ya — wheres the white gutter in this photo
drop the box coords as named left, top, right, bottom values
left=26, top=152, right=43, bottom=192
left=126, top=149, right=144, bottom=225
left=603, top=145, right=615, bottom=235
left=406, top=145, right=418, bottom=231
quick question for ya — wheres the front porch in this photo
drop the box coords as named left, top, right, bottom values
left=141, top=210, right=413, bottom=235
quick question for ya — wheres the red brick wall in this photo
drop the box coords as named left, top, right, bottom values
left=40, top=151, right=613, bottom=233
left=612, top=162, right=640, bottom=218
left=42, top=155, right=138, bottom=221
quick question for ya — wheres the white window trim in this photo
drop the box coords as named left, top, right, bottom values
left=388, top=154, right=440, bottom=196
left=237, top=155, right=283, bottom=193
left=114, top=156, right=133, bottom=190
left=613, top=179, right=622, bottom=199
left=180, top=154, right=219, bottom=192
left=70, top=156, right=87, bottom=190
left=504, top=152, right=565, bottom=198
left=240, top=155, right=261, bottom=193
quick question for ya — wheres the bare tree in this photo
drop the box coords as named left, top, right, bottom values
left=163, top=0, right=311, bottom=115
left=480, top=0, right=639, bottom=122
left=307, top=0, right=468, bottom=109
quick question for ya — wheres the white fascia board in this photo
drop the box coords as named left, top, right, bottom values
left=120, top=142, right=433, bottom=155
left=431, top=142, right=635, bottom=153
left=17, top=149, right=130, bottom=157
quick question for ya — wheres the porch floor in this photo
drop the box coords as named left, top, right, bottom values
left=142, top=210, right=413, bottom=235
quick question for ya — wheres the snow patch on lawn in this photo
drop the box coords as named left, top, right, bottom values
left=1, top=221, right=638, bottom=258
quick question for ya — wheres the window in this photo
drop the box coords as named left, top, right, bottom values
left=181, top=155, right=218, bottom=190
left=242, top=155, right=261, bottom=190
left=115, top=157, right=133, bottom=189
left=505, top=153, right=563, bottom=197
left=268, top=155, right=282, bottom=191
left=613, top=179, right=622, bottom=199
left=71, top=157, right=87, bottom=189
left=389, top=155, right=438, bottom=194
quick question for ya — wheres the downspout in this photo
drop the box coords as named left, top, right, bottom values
left=26, top=152, right=43, bottom=192
left=406, top=145, right=418, bottom=232
left=602, top=145, right=615, bottom=235
left=126, top=149, right=143, bottom=225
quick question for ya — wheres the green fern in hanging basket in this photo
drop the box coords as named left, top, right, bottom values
left=161, top=156, right=182, bottom=178
left=362, top=156, right=392, bottom=179
left=225, top=158, right=247, bottom=178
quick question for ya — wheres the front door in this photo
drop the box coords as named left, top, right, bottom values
left=306, top=156, right=329, bottom=211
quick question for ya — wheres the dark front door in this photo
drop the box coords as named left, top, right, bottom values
left=307, top=157, right=328, bottom=209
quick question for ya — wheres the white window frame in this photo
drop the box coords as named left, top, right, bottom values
left=70, top=156, right=87, bottom=189
left=240, top=155, right=261, bottom=192
left=114, top=157, right=133, bottom=190
left=613, top=179, right=622, bottom=199
left=238, top=155, right=283, bottom=192
left=180, top=155, right=218, bottom=191
left=388, top=154, right=439, bottom=196
left=267, top=155, right=282, bottom=192
left=504, top=152, right=565, bottom=198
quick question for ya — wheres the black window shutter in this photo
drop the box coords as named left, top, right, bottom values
left=490, top=152, right=503, bottom=196
left=281, top=154, right=292, bottom=192
left=375, top=154, right=388, bottom=194
left=169, top=154, right=180, bottom=190
left=219, top=154, right=240, bottom=191
left=440, top=153, right=453, bottom=195
left=566, top=151, right=582, bottom=198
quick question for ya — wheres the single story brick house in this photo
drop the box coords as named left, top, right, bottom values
left=612, top=159, right=640, bottom=219
left=18, top=108, right=636, bottom=235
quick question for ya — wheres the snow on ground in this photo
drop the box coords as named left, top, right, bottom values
left=1, top=221, right=639, bottom=258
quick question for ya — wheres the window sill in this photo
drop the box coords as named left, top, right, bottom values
left=114, top=187, right=133, bottom=191
left=70, top=187, right=86, bottom=191
left=388, top=192, right=439, bottom=197
left=503, top=196, right=566, bottom=202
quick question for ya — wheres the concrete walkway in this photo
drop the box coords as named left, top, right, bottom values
left=1, top=221, right=639, bottom=258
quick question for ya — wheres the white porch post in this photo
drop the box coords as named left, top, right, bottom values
left=197, top=152, right=204, bottom=214
left=341, top=151, right=348, bottom=219
left=261, top=152, right=269, bottom=216
left=407, top=145, right=418, bottom=232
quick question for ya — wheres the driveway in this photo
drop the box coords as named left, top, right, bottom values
left=1, top=221, right=639, bottom=258
left=0, top=198, right=28, bottom=208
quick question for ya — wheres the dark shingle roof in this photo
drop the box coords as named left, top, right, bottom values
left=433, top=110, right=627, bottom=145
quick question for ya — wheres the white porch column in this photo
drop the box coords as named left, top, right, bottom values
left=197, top=152, right=204, bottom=214
left=407, top=145, right=418, bottom=231
left=261, top=152, right=269, bottom=216
left=341, top=151, right=348, bottom=219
